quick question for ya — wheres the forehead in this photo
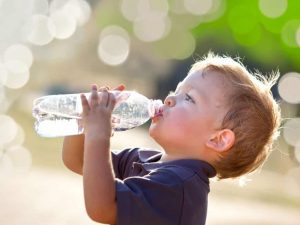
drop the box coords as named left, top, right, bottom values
left=179, top=70, right=226, bottom=90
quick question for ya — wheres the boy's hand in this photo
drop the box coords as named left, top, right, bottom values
left=80, top=84, right=116, bottom=140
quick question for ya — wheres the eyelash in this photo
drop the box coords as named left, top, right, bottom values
left=185, top=94, right=195, bottom=103
left=168, top=91, right=195, bottom=103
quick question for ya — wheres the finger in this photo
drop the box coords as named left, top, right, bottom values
left=99, top=86, right=110, bottom=92
left=90, top=84, right=98, bottom=107
left=80, top=93, right=90, bottom=115
left=113, top=84, right=125, bottom=91
left=99, top=89, right=109, bottom=107
left=107, top=91, right=116, bottom=110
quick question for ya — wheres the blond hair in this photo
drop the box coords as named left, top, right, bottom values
left=190, top=53, right=281, bottom=179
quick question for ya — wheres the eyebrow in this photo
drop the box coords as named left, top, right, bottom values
left=175, top=82, right=183, bottom=92
left=175, top=82, right=204, bottom=100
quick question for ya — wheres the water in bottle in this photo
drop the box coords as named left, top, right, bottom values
left=32, top=91, right=163, bottom=137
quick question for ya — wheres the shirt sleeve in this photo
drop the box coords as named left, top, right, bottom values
left=115, top=169, right=184, bottom=225
left=111, top=148, right=140, bottom=179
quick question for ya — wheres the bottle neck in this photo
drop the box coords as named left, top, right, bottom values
left=148, top=99, right=163, bottom=118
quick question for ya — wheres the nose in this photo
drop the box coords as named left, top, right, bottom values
left=164, top=95, right=176, bottom=107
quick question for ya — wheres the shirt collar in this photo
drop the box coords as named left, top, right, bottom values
left=138, top=149, right=217, bottom=178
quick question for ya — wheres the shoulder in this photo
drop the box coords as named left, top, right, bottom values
left=146, top=163, right=211, bottom=192
left=112, top=148, right=161, bottom=162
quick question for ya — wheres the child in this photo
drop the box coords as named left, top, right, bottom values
left=62, top=53, right=281, bottom=225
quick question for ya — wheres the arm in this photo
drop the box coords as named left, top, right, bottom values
left=62, top=134, right=84, bottom=175
left=62, top=84, right=125, bottom=176
left=81, top=85, right=117, bottom=224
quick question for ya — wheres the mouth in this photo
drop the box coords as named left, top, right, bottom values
left=151, top=107, right=163, bottom=122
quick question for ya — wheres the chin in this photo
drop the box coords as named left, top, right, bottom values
left=149, top=125, right=160, bottom=141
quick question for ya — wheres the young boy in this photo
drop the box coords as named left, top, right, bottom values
left=62, top=53, right=281, bottom=225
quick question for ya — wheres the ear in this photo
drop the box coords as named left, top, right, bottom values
left=206, top=129, right=235, bottom=153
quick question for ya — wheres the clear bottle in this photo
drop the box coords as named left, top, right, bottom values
left=32, top=91, right=162, bottom=137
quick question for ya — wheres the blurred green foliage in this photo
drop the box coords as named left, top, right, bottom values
left=96, top=0, right=300, bottom=73
left=192, top=0, right=300, bottom=72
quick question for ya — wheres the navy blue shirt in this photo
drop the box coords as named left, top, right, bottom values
left=112, top=148, right=216, bottom=225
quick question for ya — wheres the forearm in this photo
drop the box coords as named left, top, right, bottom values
left=83, top=137, right=116, bottom=224
left=62, top=134, right=85, bottom=174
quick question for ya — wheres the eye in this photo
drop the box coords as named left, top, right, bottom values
left=185, top=93, right=195, bottom=103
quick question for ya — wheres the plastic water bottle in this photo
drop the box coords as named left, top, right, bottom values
left=32, top=91, right=162, bottom=137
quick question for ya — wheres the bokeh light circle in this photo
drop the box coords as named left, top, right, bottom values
left=278, top=72, right=300, bottom=104
left=121, top=0, right=169, bottom=21
left=4, top=60, right=30, bottom=89
left=98, top=26, right=130, bottom=66
left=283, top=118, right=300, bottom=146
left=295, top=144, right=300, bottom=164
left=4, top=145, right=32, bottom=174
left=32, top=0, right=49, bottom=15
left=259, top=0, right=287, bottom=18
left=0, top=63, right=8, bottom=86
left=0, top=115, right=18, bottom=145
left=134, top=14, right=170, bottom=42
left=120, top=0, right=142, bottom=21
left=296, top=27, right=300, bottom=47
left=3, top=124, right=25, bottom=148
left=281, top=20, right=300, bottom=47
left=154, top=31, right=196, bottom=59
left=64, top=0, right=91, bottom=26
left=27, top=14, right=55, bottom=46
left=98, top=35, right=130, bottom=66
left=184, top=0, right=213, bottom=16
left=50, top=10, right=77, bottom=39
left=4, top=44, right=33, bottom=69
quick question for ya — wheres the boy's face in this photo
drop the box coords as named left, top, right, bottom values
left=149, top=70, right=228, bottom=156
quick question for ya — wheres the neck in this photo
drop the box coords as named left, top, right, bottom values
left=159, top=152, right=198, bottom=162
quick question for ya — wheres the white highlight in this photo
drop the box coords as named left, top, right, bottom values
left=184, top=0, right=213, bottom=16
left=50, top=10, right=77, bottom=39
left=27, top=14, right=55, bottom=46
left=0, top=115, right=18, bottom=145
left=98, top=26, right=130, bottom=66
left=278, top=72, right=300, bottom=104
left=259, top=0, right=287, bottom=18
left=283, top=118, right=300, bottom=147
left=4, top=44, right=33, bottom=69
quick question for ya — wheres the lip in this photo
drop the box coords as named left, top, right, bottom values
left=151, top=106, right=163, bottom=122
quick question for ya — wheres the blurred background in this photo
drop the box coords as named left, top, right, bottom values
left=0, top=0, right=300, bottom=224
